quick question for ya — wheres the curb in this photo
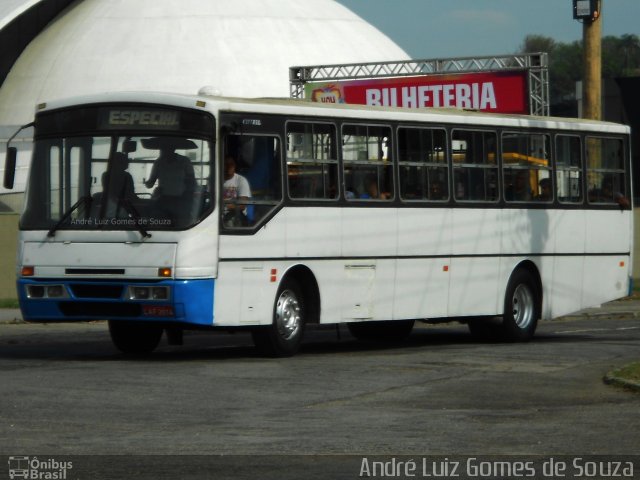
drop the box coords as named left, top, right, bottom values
left=555, top=311, right=640, bottom=322
left=603, top=373, right=640, bottom=393
left=0, top=309, right=23, bottom=324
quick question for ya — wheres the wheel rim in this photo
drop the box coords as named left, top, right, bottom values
left=511, top=284, right=535, bottom=328
left=275, top=289, right=301, bottom=340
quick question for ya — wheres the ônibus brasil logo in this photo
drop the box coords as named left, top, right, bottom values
left=8, top=456, right=72, bottom=479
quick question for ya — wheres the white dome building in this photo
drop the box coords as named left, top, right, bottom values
left=0, top=0, right=409, bottom=127
left=0, top=0, right=408, bottom=295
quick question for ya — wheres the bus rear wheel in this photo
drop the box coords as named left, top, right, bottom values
left=251, top=278, right=306, bottom=357
left=108, top=321, right=163, bottom=355
left=500, top=269, right=539, bottom=341
left=467, top=270, right=540, bottom=342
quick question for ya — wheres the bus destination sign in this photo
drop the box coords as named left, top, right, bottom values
left=98, top=108, right=181, bottom=130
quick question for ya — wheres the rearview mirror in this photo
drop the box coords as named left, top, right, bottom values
left=123, top=138, right=137, bottom=153
left=3, top=147, right=17, bottom=189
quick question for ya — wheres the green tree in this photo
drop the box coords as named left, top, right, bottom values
left=519, top=35, right=556, bottom=55
left=602, top=34, right=640, bottom=77
left=518, top=33, right=640, bottom=115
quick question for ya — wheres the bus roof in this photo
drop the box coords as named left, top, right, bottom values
left=37, top=90, right=631, bottom=135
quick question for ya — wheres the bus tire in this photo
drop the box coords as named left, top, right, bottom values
left=501, top=269, right=539, bottom=341
left=347, top=320, right=414, bottom=342
left=108, top=320, right=163, bottom=355
left=251, top=278, right=305, bottom=357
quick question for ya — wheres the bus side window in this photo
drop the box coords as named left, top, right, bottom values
left=452, top=129, right=498, bottom=203
left=223, top=134, right=282, bottom=228
left=342, top=124, right=393, bottom=201
left=398, top=126, right=448, bottom=202
left=502, top=132, right=551, bottom=203
left=556, top=135, right=582, bottom=204
left=286, top=121, right=338, bottom=200
left=586, top=136, right=628, bottom=207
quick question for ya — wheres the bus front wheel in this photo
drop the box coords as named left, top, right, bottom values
left=108, top=321, right=163, bottom=355
left=252, top=278, right=306, bottom=357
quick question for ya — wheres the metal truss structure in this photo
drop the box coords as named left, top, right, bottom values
left=290, top=52, right=550, bottom=116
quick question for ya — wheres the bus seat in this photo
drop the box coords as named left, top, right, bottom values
left=246, top=204, right=255, bottom=224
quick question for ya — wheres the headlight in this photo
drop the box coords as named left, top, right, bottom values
left=128, top=286, right=170, bottom=301
left=25, top=284, right=69, bottom=299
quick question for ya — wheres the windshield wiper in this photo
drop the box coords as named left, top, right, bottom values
left=47, top=196, right=92, bottom=237
left=120, top=200, right=151, bottom=239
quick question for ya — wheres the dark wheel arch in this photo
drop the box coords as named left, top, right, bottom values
left=108, top=320, right=163, bottom=355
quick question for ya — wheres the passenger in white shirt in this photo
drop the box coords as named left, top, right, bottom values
left=223, top=155, right=252, bottom=225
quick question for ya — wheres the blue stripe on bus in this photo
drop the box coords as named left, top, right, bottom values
left=17, top=278, right=215, bottom=326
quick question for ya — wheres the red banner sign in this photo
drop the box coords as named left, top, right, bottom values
left=306, top=71, right=529, bottom=114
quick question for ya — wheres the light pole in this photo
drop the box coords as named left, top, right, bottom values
left=574, top=0, right=602, bottom=120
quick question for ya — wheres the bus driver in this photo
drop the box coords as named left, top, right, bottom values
left=143, top=137, right=196, bottom=197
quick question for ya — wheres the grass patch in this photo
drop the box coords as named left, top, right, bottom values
left=611, top=362, right=640, bottom=384
left=0, top=298, right=19, bottom=309
left=605, top=362, right=640, bottom=392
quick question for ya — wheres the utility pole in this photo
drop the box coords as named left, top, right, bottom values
left=576, top=0, right=602, bottom=120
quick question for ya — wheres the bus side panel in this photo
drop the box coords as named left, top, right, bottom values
left=448, top=257, right=502, bottom=317
left=394, top=258, right=449, bottom=320
left=214, top=261, right=279, bottom=326
left=340, top=259, right=395, bottom=321
left=552, top=209, right=586, bottom=254
left=284, top=208, right=341, bottom=258
left=501, top=209, right=556, bottom=256
left=341, top=208, right=397, bottom=257
left=497, top=209, right=555, bottom=319
left=395, top=208, right=451, bottom=319
left=448, top=208, right=502, bottom=317
left=218, top=212, right=287, bottom=260
left=309, top=261, right=343, bottom=323
left=217, top=214, right=286, bottom=327
left=550, top=257, right=586, bottom=318
left=582, top=210, right=632, bottom=309
left=340, top=208, right=397, bottom=321
left=549, top=209, right=586, bottom=318
left=582, top=255, right=631, bottom=310
left=584, top=210, right=632, bottom=255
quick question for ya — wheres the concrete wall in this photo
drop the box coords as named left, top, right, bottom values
left=0, top=210, right=638, bottom=300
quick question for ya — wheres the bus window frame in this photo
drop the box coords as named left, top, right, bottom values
left=451, top=127, right=500, bottom=205
left=501, top=130, right=552, bottom=204
left=284, top=119, right=340, bottom=203
left=396, top=124, right=450, bottom=204
left=555, top=133, right=583, bottom=205
left=341, top=122, right=394, bottom=203
left=585, top=135, right=628, bottom=206
left=220, top=131, right=284, bottom=233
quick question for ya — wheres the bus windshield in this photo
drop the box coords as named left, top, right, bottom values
left=21, top=133, right=213, bottom=233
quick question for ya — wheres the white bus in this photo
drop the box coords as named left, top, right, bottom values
left=3, top=92, right=633, bottom=356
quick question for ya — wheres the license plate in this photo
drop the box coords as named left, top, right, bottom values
left=142, top=305, right=174, bottom=317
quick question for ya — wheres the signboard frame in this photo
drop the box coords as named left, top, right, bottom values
left=290, top=53, right=549, bottom=116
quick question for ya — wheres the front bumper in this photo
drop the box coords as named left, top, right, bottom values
left=17, top=278, right=215, bottom=326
